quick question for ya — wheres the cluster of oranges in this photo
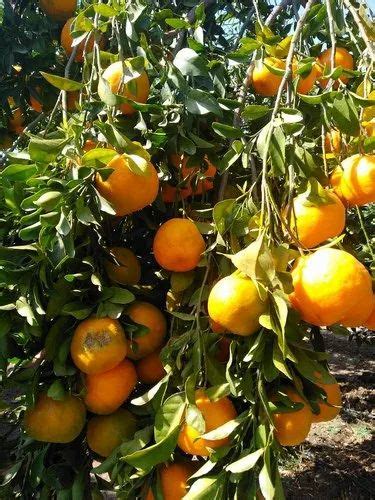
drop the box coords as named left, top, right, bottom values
left=20, top=4, right=375, bottom=498
left=252, top=47, right=354, bottom=97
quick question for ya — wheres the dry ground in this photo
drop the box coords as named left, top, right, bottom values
left=282, top=332, right=374, bottom=500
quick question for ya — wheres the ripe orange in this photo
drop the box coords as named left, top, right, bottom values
left=272, top=387, right=312, bottom=446
left=331, top=154, right=375, bottom=206
left=324, top=129, right=342, bottom=154
left=208, top=273, right=267, bottom=336
left=0, top=134, right=13, bottom=150
left=29, top=87, right=43, bottom=113
left=178, top=389, right=237, bottom=456
left=95, top=154, right=159, bottom=216
left=252, top=57, right=285, bottom=97
left=83, top=139, right=97, bottom=152
left=317, top=47, right=354, bottom=88
left=61, top=18, right=96, bottom=62
left=24, top=392, right=86, bottom=443
left=104, top=247, right=141, bottom=285
left=171, top=154, right=217, bottom=195
left=136, top=349, right=166, bottom=384
left=312, top=380, right=342, bottom=423
left=293, top=61, right=320, bottom=95
left=67, top=91, right=80, bottom=111
left=146, top=462, right=196, bottom=500
left=216, top=336, right=231, bottom=364
left=290, top=248, right=373, bottom=327
left=126, top=302, right=167, bottom=360
left=39, top=0, right=76, bottom=21
left=286, top=190, right=345, bottom=248
left=70, top=317, right=127, bottom=374
left=98, top=61, right=150, bottom=115
left=86, top=409, right=136, bottom=457
left=161, top=183, right=192, bottom=204
left=8, top=108, right=25, bottom=134
left=362, top=299, right=375, bottom=330
left=84, top=359, right=137, bottom=414
left=153, top=218, right=205, bottom=272
left=364, top=119, right=375, bottom=137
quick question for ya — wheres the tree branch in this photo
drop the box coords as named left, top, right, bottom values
left=265, top=0, right=292, bottom=26
left=342, top=0, right=375, bottom=60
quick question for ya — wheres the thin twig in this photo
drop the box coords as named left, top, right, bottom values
left=342, top=0, right=375, bottom=60
left=62, top=45, right=78, bottom=126
left=218, top=0, right=293, bottom=201
left=259, top=0, right=317, bottom=225
left=265, top=0, right=291, bottom=26
left=325, top=0, right=336, bottom=90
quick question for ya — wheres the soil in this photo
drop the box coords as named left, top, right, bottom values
left=282, top=331, right=375, bottom=500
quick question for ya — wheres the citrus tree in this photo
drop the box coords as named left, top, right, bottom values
left=0, top=0, right=374, bottom=498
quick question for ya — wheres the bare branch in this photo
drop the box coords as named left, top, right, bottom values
left=265, top=0, right=292, bottom=26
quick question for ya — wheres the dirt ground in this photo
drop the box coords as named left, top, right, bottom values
left=282, top=331, right=375, bottom=500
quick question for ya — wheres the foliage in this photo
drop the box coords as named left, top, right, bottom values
left=0, top=0, right=374, bottom=499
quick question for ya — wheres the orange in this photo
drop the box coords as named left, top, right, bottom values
left=272, top=387, right=312, bottom=446
left=312, top=380, right=342, bottom=423
left=39, top=0, right=76, bottom=21
left=30, top=87, right=43, bottom=113
left=324, top=129, right=342, bottom=154
left=8, top=108, right=25, bottom=134
left=86, top=409, right=136, bottom=457
left=252, top=57, right=285, bottom=97
left=95, top=154, right=159, bottom=216
left=61, top=18, right=96, bottom=62
left=153, top=218, right=205, bottom=272
left=136, top=350, right=166, bottom=384
left=318, top=47, right=354, bottom=89
left=293, top=61, right=320, bottom=95
left=363, top=299, right=375, bottom=330
left=208, top=273, right=268, bottom=336
left=161, top=183, right=192, bottom=204
left=98, top=60, right=150, bottom=115
left=67, top=91, right=80, bottom=111
left=0, top=134, right=13, bottom=150
left=83, top=139, right=97, bottom=152
left=146, top=462, right=196, bottom=500
left=104, top=247, right=141, bottom=285
left=216, top=337, right=231, bottom=364
left=171, top=154, right=217, bottom=195
left=364, top=119, right=375, bottom=137
left=84, top=359, right=137, bottom=414
left=286, top=190, right=345, bottom=248
left=70, top=317, right=127, bottom=374
left=178, top=389, right=237, bottom=456
left=210, top=319, right=227, bottom=334
left=24, top=392, right=86, bottom=443
left=126, top=302, right=167, bottom=360
left=331, top=154, right=375, bottom=206
left=290, top=248, right=373, bottom=327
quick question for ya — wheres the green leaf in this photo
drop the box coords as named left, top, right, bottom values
left=165, top=18, right=190, bottom=29
left=124, top=154, right=151, bottom=176
left=124, top=394, right=185, bottom=470
left=328, top=94, right=360, bottom=136
left=242, top=105, right=270, bottom=121
left=226, top=448, right=264, bottom=473
left=1, top=164, right=37, bottom=181
left=202, top=417, right=239, bottom=440
left=231, top=234, right=275, bottom=285
left=212, top=122, right=244, bottom=139
left=171, top=271, right=195, bottom=292
left=34, top=191, right=62, bottom=211
left=213, top=199, right=236, bottom=235
left=47, top=380, right=65, bottom=400
left=81, top=148, right=117, bottom=166
left=93, top=4, right=116, bottom=16
left=40, top=72, right=83, bottom=92
left=184, top=476, right=225, bottom=500
left=28, top=136, right=70, bottom=163
left=173, top=48, right=208, bottom=77
left=259, top=449, right=275, bottom=500
left=62, top=302, right=93, bottom=320
left=185, top=89, right=222, bottom=116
